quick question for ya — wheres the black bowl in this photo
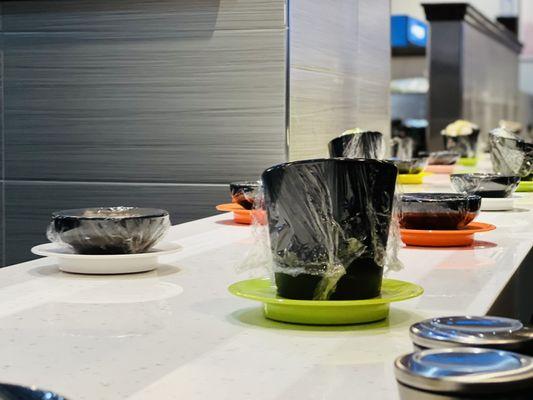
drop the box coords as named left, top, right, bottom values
left=450, top=173, right=520, bottom=198
left=328, top=131, right=383, bottom=159
left=426, top=151, right=461, bottom=166
left=388, top=158, right=428, bottom=175
left=399, top=193, right=481, bottom=230
left=443, top=129, right=480, bottom=158
left=47, top=207, right=171, bottom=254
left=489, top=131, right=533, bottom=179
left=262, top=158, right=398, bottom=300
left=229, top=181, right=261, bottom=210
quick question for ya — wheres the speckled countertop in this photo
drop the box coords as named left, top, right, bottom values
left=0, top=174, right=532, bottom=400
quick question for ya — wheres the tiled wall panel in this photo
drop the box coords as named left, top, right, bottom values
left=4, top=30, right=286, bottom=183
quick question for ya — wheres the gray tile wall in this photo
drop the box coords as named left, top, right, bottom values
left=0, top=0, right=288, bottom=265
left=288, top=0, right=391, bottom=160
left=0, top=0, right=392, bottom=265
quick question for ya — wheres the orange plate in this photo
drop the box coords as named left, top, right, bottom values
left=425, top=165, right=455, bottom=174
left=216, top=203, right=266, bottom=225
left=216, top=203, right=251, bottom=224
left=400, top=222, right=496, bottom=247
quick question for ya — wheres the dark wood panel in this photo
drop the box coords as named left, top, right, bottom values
left=4, top=181, right=230, bottom=265
left=2, top=0, right=286, bottom=32
left=4, top=30, right=286, bottom=183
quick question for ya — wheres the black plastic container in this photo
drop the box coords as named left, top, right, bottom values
left=450, top=173, right=520, bottom=198
left=328, top=131, right=383, bottom=159
left=47, top=207, right=171, bottom=254
left=229, top=181, right=261, bottom=210
left=443, top=128, right=480, bottom=158
left=424, top=151, right=460, bottom=166
left=399, top=193, right=481, bottom=230
left=489, top=131, right=533, bottom=180
left=388, top=158, right=428, bottom=175
left=261, top=158, right=398, bottom=300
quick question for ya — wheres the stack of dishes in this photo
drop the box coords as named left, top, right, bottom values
left=398, top=193, right=495, bottom=246
left=450, top=173, right=520, bottom=211
left=32, top=207, right=180, bottom=274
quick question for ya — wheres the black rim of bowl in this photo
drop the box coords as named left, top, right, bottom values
left=52, top=207, right=169, bottom=220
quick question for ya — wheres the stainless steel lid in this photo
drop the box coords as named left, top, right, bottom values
left=410, top=316, right=533, bottom=353
left=394, top=347, right=533, bottom=394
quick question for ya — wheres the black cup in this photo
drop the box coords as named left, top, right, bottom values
left=328, top=131, right=383, bottom=159
left=261, top=158, right=398, bottom=300
left=443, top=129, right=480, bottom=158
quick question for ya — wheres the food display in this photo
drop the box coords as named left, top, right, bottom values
left=399, top=193, right=481, bottom=230
left=426, top=150, right=460, bottom=166
left=261, top=158, right=398, bottom=300
left=441, top=119, right=480, bottom=158
left=328, top=129, right=384, bottom=159
left=47, top=207, right=171, bottom=255
left=489, top=128, right=533, bottom=180
left=450, top=173, right=520, bottom=198
left=387, top=157, right=428, bottom=175
left=229, top=181, right=261, bottom=210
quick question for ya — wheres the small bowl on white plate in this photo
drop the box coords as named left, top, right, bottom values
left=31, top=241, right=182, bottom=274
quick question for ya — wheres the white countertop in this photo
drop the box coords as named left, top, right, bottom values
left=1, top=176, right=533, bottom=399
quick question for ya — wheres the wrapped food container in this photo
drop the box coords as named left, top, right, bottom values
left=399, top=193, right=481, bottom=230
left=441, top=120, right=480, bottom=158
left=410, top=316, right=533, bottom=356
left=388, top=158, right=428, bottom=175
left=328, top=129, right=383, bottom=159
left=425, top=151, right=460, bottom=166
left=229, top=181, right=261, bottom=210
left=47, top=207, right=171, bottom=254
left=261, top=158, right=398, bottom=300
left=489, top=128, right=533, bottom=180
left=394, top=348, right=533, bottom=400
left=450, top=173, right=520, bottom=198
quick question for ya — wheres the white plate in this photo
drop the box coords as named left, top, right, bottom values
left=480, top=197, right=514, bottom=211
left=31, top=242, right=182, bottom=275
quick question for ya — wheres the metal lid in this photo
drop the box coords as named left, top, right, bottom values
left=394, top=347, right=533, bottom=394
left=410, top=316, right=533, bottom=353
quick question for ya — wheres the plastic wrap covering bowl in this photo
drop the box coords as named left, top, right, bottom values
left=261, top=158, right=398, bottom=300
left=489, top=130, right=533, bottom=180
left=47, top=207, right=171, bottom=255
left=388, top=158, right=428, bottom=175
left=426, top=151, right=461, bottom=166
left=328, top=131, right=383, bottom=159
left=443, top=128, right=480, bottom=158
left=229, top=181, right=261, bottom=210
left=450, top=173, right=520, bottom=198
left=399, top=193, right=481, bottom=230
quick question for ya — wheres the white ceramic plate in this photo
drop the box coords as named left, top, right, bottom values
left=31, top=242, right=182, bottom=275
left=480, top=197, right=514, bottom=211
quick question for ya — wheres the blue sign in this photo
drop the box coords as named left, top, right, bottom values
left=392, top=15, right=427, bottom=48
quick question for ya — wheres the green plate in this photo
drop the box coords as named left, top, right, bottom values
left=229, top=278, right=423, bottom=325
left=457, top=157, right=478, bottom=166
left=517, top=180, right=533, bottom=192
